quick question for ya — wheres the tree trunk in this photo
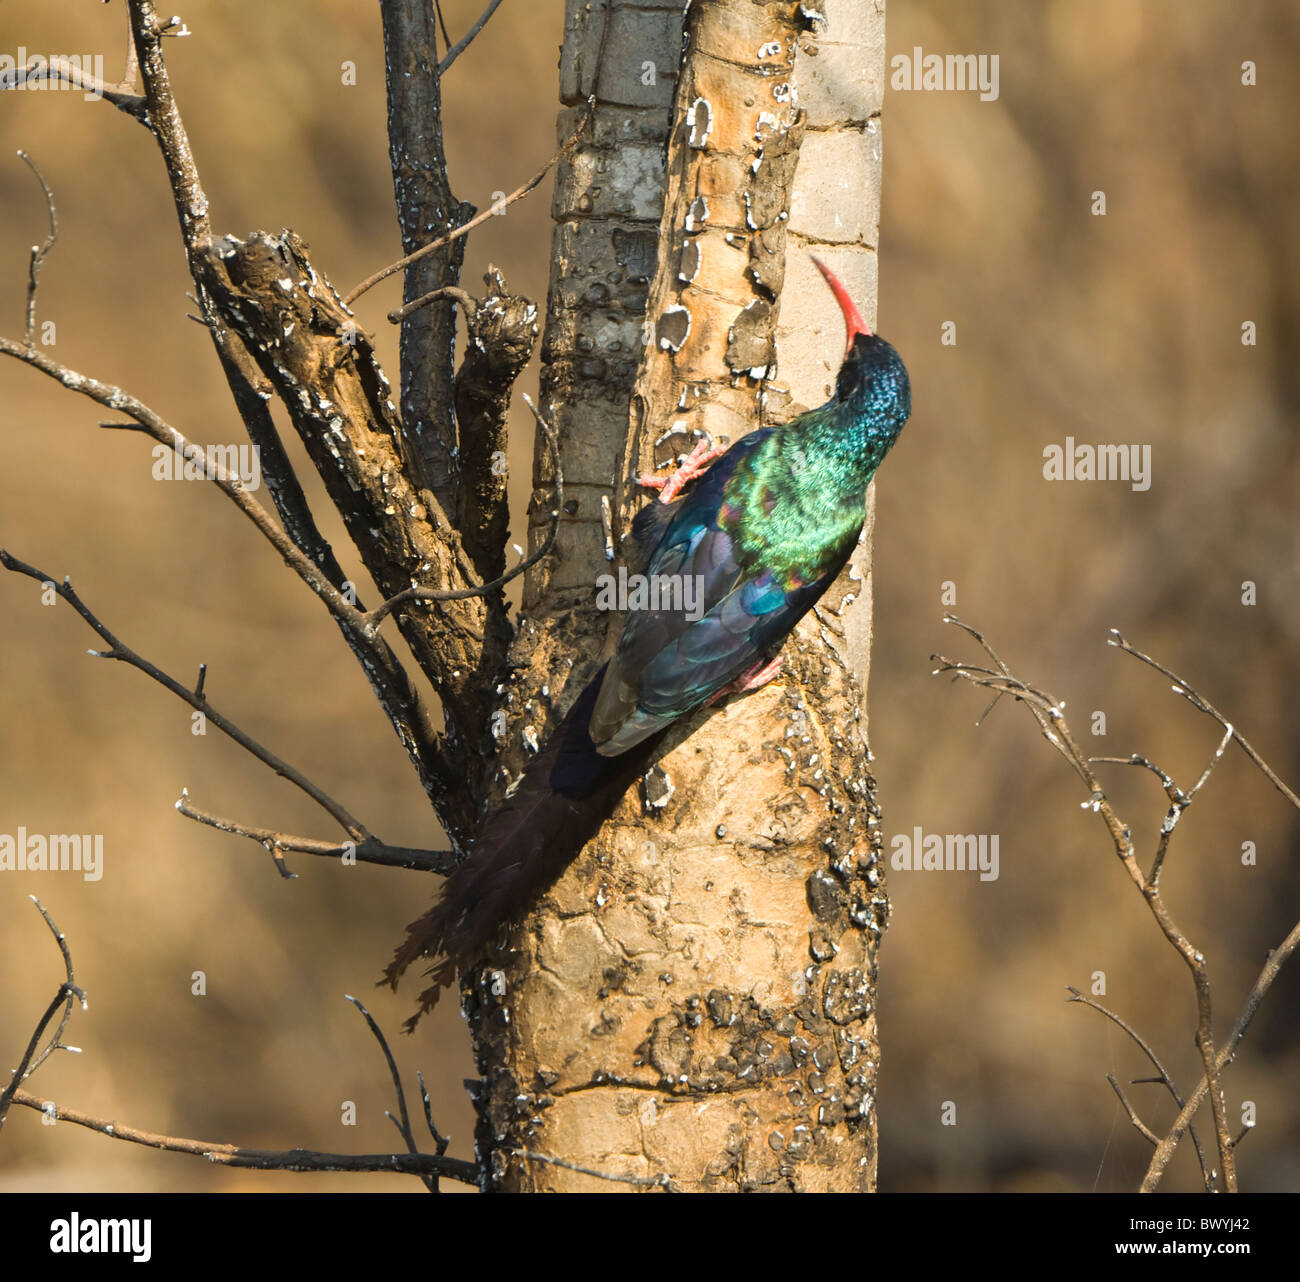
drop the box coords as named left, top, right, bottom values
left=467, top=0, right=890, bottom=1193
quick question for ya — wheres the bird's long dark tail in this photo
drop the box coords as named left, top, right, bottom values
left=385, top=666, right=660, bottom=1027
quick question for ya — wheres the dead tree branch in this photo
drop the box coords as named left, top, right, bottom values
left=1108, top=629, right=1300, bottom=815
left=935, top=615, right=1299, bottom=1191
left=1, top=910, right=478, bottom=1186
left=377, top=0, right=474, bottom=510
left=0, top=900, right=85, bottom=1131
left=512, top=1148, right=673, bottom=1192
left=347, top=996, right=444, bottom=1193
left=1140, top=915, right=1300, bottom=1191
left=5, top=1088, right=478, bottom=1183
left=0, top=30, right=147, bottom=123
left=362, top=394, right=561, bottom=628
left=1066, top=986, right=1209, bottom=1184
left=0, top=338, right=373, bottom=634
left=176, top=794, right=454, bottom=875
left=16, top=151, right=57, bottom=345
left=0, top=551, right=370, bottom=842
left=117, top=2, right=466, bottom=815
left=452, top=270, right=539, bottom=581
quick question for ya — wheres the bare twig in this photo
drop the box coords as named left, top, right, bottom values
left=432, top=0, right=454, bottom=53
left=1108, top=630, right=1300, bottom=815
left=1105, top=1074, right=1161, bottom=1147
left=0, top=900, right=86, bottom=1131
left=2, top=916, right=476, bottom=1186
left=346, top=996, right=439, bottom=1194
left=439, top=0, right=508, bottom=74
left=1088, top=753, right=1187, bottom=884
left=1066, top=986, right=1209, bottom=1186
left=16, top=151, right=58, bottom=346
left=0, top=986, right=86, bottom=1132
left=0, top=551, right=368, bottom=841
left=345, top=104, right=594, bottom=307
left=18, top=898, right=80, bottom=1079
left=176, top=794, right=454, bottom=875
left=1089, top=727, right=1232, bottom=886
left=417, top=1071, right=451, bottom=1155
left=2, top=322, right=451, bottom=815
left=513, top=1148, right=673, bottom=1191
left=6, top=1088, right=478, bottom=1184
left=387, top=285, right=478, bottom=327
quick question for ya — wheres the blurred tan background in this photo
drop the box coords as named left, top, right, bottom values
left=0, top=1, right=1295, bottom=1193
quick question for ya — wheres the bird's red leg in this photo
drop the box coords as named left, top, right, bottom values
left=637, top=437, right=728, bottom=505
left=704, top=655, right=785, bottom=707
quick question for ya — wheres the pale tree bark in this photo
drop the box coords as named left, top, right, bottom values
left=468, top=0, right=890, bottom=1193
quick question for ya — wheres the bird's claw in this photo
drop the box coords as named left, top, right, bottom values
left=637, top=437, right=728, bottom=504
left=704, top=655, right=785, bottom=707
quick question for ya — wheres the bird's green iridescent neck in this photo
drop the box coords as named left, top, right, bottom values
left=720, top=374, right=908, bottom=586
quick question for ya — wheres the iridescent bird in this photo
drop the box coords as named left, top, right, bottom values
left=388, top=258, right=911, bottom=1020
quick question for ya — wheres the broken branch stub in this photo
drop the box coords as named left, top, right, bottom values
left=454, top=268, right=541, bottom=586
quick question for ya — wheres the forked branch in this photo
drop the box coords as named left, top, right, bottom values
left=935, top=615, right=1299, bottom=1192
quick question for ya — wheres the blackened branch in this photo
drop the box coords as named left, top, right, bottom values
left=363, top=394, right=560, bottom=630
left=432, top=0, right=454, bottom=52
left=200, top=230, right=492, bottom=838
left=127, top=0, right=211, bottom=254
left=117, top=2, right=456, bottom=812
left=378, top=0, right=474, bottom=511
left=417, top=1071, right=451, bottom=1154
left=347, top=996, right=443, bottom=1193
left=206, top=317, right=452, bottom=809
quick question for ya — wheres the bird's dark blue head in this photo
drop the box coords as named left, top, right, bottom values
left=812, top=256, right=911, bottom=443
left=837, top=331, right=911, bottom=434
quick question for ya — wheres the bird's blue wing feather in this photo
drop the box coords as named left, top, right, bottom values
left=590, top=429, right=853, bottom=753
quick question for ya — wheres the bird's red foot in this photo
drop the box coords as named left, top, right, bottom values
left=637, top=437, right=728, bottom=505
left=704, top=655, right=785, bottom=707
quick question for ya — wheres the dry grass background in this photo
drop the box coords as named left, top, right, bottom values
left=0, top=0, right=1295, bottom=1192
